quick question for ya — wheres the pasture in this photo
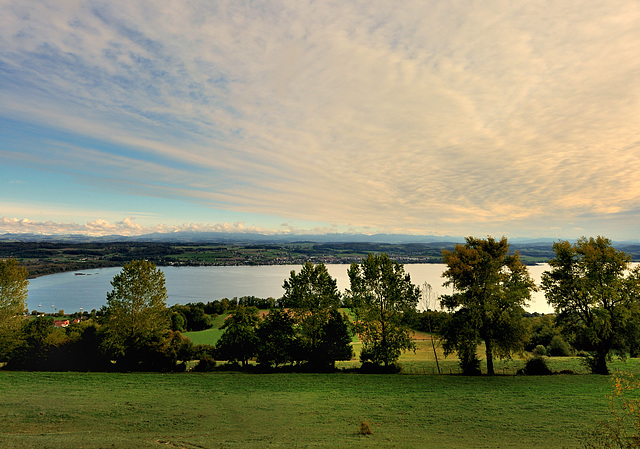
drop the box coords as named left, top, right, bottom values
left=0, top=368, right=625, bottom=448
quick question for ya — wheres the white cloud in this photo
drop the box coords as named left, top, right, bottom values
left=0, top=216, right=276, bottom=237
left=1, top=1, right=639, bottom=238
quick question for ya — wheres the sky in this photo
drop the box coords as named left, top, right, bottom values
left=1, top=1, right=639, bottom=240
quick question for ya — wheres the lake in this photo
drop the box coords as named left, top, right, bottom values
left=26, top=263, right=554, bottom=314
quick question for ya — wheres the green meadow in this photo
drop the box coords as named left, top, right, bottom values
left=183, top=313, right=228, bottom=345
left=5, top=326, right=639, bottom=448
left=0, top=367, right=630, bottom=449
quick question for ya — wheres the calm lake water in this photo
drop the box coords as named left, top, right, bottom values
left=26, top=263, right=553, bottom=314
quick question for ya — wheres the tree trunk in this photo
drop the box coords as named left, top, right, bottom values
left=591, top=347, right=610, bottom=375
left=430, top=333, right=441, bottom=375
left=485, top=339, right=494, bottom=375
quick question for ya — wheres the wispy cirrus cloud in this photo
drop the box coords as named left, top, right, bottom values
left=1, top=1, right=639, bottom=238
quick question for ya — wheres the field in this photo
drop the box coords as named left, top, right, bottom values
left=0, top=368, right=624, bottom=449
left=4, top=344, right=639, bottom=448
left=183, top=314, right=228, bottom=345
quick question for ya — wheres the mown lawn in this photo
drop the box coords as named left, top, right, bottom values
left=0, top=369, right=622, bottom=448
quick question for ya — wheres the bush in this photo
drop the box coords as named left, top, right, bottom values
left=533, top=345, right=547, bottom=357
left=458, top=345, right=482, bottom=376
left=548, top=335, right=572, bottom=357
left=360, top=362, right=401, bottom=374
left=190, top=344, right=216, bottom=361
left=519, top=357, right=553, bottom=375
left=192, top=357, right=216, bottom=372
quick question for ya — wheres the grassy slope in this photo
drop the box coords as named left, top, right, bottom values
left=0, top=370, right=618, bottom=449
left=183, top=313, right=228, bottom=346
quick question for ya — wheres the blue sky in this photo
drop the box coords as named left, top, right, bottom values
left=1, top=1, right=639, bottom=239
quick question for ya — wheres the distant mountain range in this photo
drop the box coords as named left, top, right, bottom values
left=0, top=231, right=530, bottom=244
left=0, top=231, right=637, bottom=246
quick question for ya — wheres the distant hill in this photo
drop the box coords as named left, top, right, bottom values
left=3, top=232, right=640, bottom=278
left=0, top=231, right=468, bottom=244
left=128, top=231, right=468, bottom=244
left=1, top=232, right=638, bottom=261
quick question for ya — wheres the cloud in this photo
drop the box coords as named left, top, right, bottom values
left=1, top=1, right=639, bottom=238
left=0, top=216, right=274, bottom=237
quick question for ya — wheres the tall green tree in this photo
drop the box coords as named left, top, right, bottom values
left=102, top=260, right=170, bottom=369
left=347, top=253, right=420, bottom=368
left=317, top=308, right=354, bottom=370
left=441, top=236, right=535, bottom=375
left=541, top=236, right=640, bottom=374
left=256, top=308, right=298, bottom=368
left=216, top=305, right=260, bottom=367
left=0, top=258, right=29, bottom=361
left=282, top=262, right=351, bottom=368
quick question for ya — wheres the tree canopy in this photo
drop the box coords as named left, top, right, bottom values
left=347, top=253, right=420, bottom=369
left=0, top=258, right=29, bottom=361
left=282, top=262, right=351, bottom=368
left=541, top=236, right=640, bottom=374
left=441, top=236, right=535, bottom=375
left=256, top=308, right=298, bottom=368
left=102, top=260, right=170, bottom=368
left=216, top=305, right=260, bottom=367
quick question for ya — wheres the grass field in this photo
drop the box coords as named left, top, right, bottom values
left=0, top=369, right=622, bottom=449
left=17, top=325, right=632, bottom=448
left=183, top=314, right=228, bottom=346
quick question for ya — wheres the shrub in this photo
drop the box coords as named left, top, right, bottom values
left=458, top=346, right=482, bottom=376
left=548, top=335, right=572, bottom=357
left=360, top=362, right=401, bottom=374
left=519, top=357, right=553, bottom=375
left=190, top=344, right=216, bottom=361
left=192, top=357, right=216, bottom=372
left=533, top=345, right=547, bottom=357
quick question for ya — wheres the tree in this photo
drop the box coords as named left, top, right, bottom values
left=6, top=317, right=69, bottom=370
left=346, top=253, right=420, bottom=368
left=316, top=308, right=354, bottom=370
left=282, top=262, right=349, bottom=368
left=0, top=258, right=29, bottom=361
left=524, top=314, right=557, bottom=351
left=441, top=236, right=535, bottom=375
left=216, top=306, right=260, bottom=367
left=541, top=236, right=640, bottom=374
left=171, top=304, right=211, bottom=331
left=421, top=283, right=441, bottom=374
left=102, top=260, right=170, bottom=369
left=256, top=308, right=298, bottom=368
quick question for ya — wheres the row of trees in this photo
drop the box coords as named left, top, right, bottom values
left=1, top=235, right=639, bottom=374
left=214, top=256, right=421, bottom=371
left=0, top=255, right=419, bottom=372
left=440, top=236, right=640, bottom=375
